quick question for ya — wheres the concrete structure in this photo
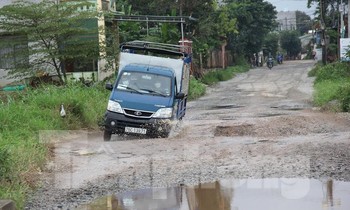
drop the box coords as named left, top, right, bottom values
left=299, top=33, right=313, bottom=48
left=0, top=0, right=21, bottom=87
left=0, top=0, right=114, bottom=87
left=277, top=11, right=297, bottom=31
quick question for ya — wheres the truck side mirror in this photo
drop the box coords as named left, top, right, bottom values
left=175, top=92, right=185, bottom=99
left=105, top=83, right=113, bottom=91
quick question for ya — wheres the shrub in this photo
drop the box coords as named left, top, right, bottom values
left=313, top=80, right=343, bottom=106
left=201, top=70, right=220, bottom=85
left=314, top=62, right=350, bottom=83
left=0, top=147, right=10, bottom=180
left=0, top=83, right=110, bottom=208
left=188, top=77, right=206, bottom=100
left=338, top=83, right=350, bottom=112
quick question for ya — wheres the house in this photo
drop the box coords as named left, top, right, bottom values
left=0, top=0, right=114, bottom=87
left=277, top=11, right=297, bottom=31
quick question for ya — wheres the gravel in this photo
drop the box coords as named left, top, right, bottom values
left=26, top=60, right=350, bottom=209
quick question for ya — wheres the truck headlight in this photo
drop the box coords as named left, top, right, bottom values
left=153, top=108, right=173, bottom=118
left=107, top=100, right=123, bottom=113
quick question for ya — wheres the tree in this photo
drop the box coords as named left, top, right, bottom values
left=280, top=30, right=302, bottom=59
left=263, top=32, right=279, bottom=58
left=296, top=11, right=312, bottom=35
left=225, top=0, right=278, bottom=60
left=0, top=0, right=103, bottom=84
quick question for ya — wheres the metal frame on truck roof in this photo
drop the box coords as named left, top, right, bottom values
left=120, top=41, right=190, bottom=57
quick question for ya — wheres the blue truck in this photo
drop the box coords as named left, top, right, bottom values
left=103, top=41, right=191, bottom=141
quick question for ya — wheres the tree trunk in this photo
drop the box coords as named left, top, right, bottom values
left=221, top=40, right=227, bottom=69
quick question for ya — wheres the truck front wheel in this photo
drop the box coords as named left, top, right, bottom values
left=103, top=130, right=112, bottom=141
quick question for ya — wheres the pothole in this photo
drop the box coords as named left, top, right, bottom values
left=214, top=124, right=255, bottom=136
left=210, top=104, right=245, bottom=110
left=270, top=104, right=311, bottom=111
left=256, top=113, right=287, bottom=118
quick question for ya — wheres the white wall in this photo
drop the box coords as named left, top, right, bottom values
left=0, top=69, right=16, bottom=87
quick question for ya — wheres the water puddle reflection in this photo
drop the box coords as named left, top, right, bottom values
left=76, top=178, right=350, bottom=210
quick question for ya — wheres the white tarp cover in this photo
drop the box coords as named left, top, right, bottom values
left=118, top=52, right=187, bottom=93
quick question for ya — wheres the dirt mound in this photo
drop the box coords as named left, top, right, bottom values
left=214, top=114, right=350, bottom=137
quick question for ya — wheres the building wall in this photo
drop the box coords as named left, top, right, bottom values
left=0, top=0, right=41, bottom=86
left=0, top=0, right=111, bottom=85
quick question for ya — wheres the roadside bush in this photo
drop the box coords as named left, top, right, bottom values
left=234, top=55, right=249, bottom=66
left=188, top=77, right=206, bottom=100
left=310, top=62, right=350, bottom=112
left=338, top=83, right=350, bottom=112
left=201, top=70, right=221, bottom=85
left=0, top=147, right=10, bottom=180
left=308, top=63, right=321, bottom=77
left=200, top=65, right=250, bottom=86
left=314, top=62, right=350, bottom=83
left=0, top=83, right=110, bottom=208
left=313, top=80, right=343, bottom=106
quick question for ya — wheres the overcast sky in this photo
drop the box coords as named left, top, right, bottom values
left=265, top=0, right=317, bottom=17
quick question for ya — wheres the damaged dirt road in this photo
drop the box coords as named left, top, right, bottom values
left=27, top=60, right=350, bottom=209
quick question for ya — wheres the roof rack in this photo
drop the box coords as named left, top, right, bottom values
left=120, top=41, right=190, bottom=57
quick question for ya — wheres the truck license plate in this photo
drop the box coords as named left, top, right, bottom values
left=125, top=127, right=147, bottom=134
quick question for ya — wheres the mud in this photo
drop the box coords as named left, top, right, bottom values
left=26, top=60, right=350, bottom=210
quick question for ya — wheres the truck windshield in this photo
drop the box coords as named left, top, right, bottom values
left=117, top=72, right=172, bottom=97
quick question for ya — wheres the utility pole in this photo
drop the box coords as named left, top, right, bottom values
left=348, top=0, right=350, bottom=37
left=97, top=0, right=109, bottom=80
left=341, top=0, right=344, bottom=38
left=285, top=17, right=288, bottom=30
left=320, top=0, right=327, bottom=65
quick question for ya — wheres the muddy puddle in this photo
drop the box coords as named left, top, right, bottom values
left=76, top=178, right=350, bottom=210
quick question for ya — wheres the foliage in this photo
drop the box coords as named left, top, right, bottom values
left=338, top=83, right=350, bottom=112
left=0, top=147, right=10, bottom=180
left=263, top=32, right=279, bottom=57
left=313, top=80, right=344, bottom=106
left=313, top=62, right=350, bottom=83
left=188, top=77, right=206, bottom=100
left=0, top=0, right=103, bottom=84
left=296, top=11, right=312, bottom=35
left=216, top=6, right=238, bottom=39
left=201, top=65, right=250, bottom=85
left=310, top=62, right=350, bottom=111
left=0, top=83, right=110, bottom=208
left=280, top=30, right=302, bottom=58
left=225, top=0, right=277, bottom=59
left=307, top=0, right=341, bottom=62
left=307, top=63, right=321, bottom=77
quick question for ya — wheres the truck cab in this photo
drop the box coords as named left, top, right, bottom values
left=103, top=41, right=191, bottom=141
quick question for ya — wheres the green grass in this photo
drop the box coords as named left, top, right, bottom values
left=188, top=76, right=206, bottom=100
left=201, top=65, right=250, bottom=86
left=313, top=80, right=345, bottom=106
left=0, top=83, right=109, bottom=209
left=310, top=62, right=350, bottom=111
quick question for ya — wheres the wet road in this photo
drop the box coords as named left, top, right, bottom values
left=27, top=60, right=350, bottom=209
left=77, top=178, right=350, bottom=210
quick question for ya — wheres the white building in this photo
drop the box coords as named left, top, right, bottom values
left=0, top=0, right=113, bottom=87
left=277, top=11, right=297, bottom=31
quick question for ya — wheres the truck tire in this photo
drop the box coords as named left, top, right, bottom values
left=103, top=130, right=112, bottom=141
left=160, top=131, right=170, bottom=138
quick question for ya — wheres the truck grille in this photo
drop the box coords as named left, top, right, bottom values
left=123, top=108, right=153, bottom=118
left=115, top=119, right=147, bottom=129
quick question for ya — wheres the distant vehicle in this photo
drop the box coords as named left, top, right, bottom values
left=267, top=57, right=274, bottom=69
left=103, top=41, right=191, bottom=141
left=277, top=54, right=283, bottom=64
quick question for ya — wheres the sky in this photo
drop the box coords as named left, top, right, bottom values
left=265, top=0, right=317, bottom=17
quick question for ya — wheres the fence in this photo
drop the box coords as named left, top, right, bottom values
left=205, top=50, right=234, bottom=69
